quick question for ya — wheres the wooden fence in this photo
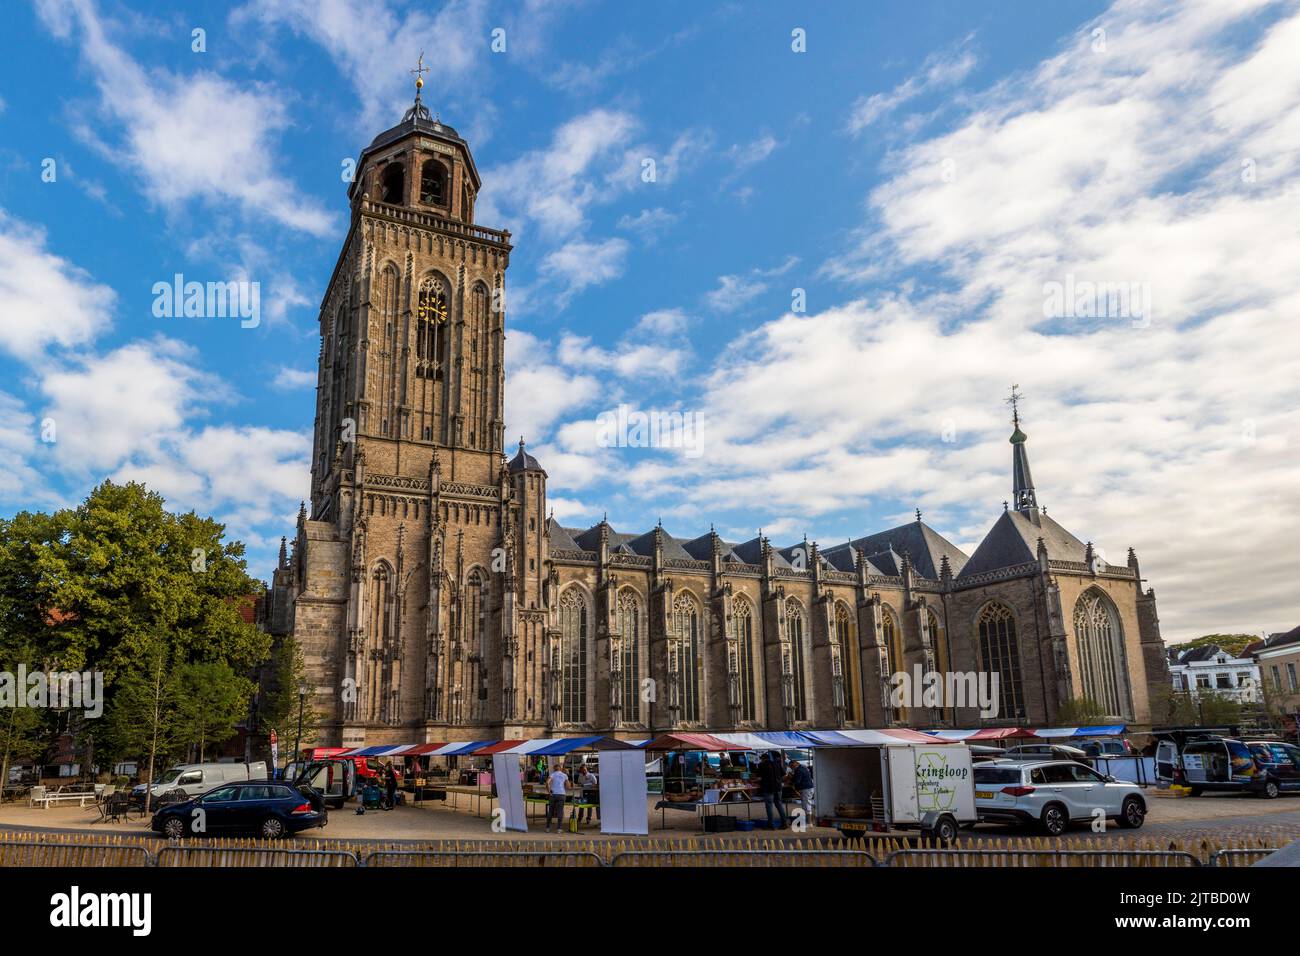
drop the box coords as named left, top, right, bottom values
left=0, top=830, right=1292, bottom=867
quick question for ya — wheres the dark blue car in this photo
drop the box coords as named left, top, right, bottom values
left=151, top=781, right=327, bottom=839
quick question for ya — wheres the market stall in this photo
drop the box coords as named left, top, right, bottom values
left=489, top=736, right=638, bottom=833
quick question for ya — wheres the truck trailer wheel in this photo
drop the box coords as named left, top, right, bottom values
left=926, top=815, right=958, bottom=844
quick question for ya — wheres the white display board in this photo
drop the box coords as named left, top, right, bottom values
left=491, top=753, right=527, bottom=832
left=598, top=750, right=649, bottom=835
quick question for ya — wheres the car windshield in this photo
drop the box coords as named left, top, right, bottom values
left=156, top=768, right=182, bottom=784
left=974, top=767, right=1021, bottom=784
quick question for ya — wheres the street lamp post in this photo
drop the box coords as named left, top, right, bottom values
left=293, top=680, right=308, bottom=772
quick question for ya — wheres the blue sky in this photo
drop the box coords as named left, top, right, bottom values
left=1, top=0, right=1298, bottom=641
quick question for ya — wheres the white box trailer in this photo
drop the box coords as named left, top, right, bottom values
left=813, top=740, right=976, bottom=842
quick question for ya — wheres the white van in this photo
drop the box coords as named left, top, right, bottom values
left=133, top=761, right=269, bottom=800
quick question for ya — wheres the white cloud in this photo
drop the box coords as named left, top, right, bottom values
left=0, top=212, right=116, bottom=360
left=504, top=330, right=601, bottom=445
left=231, top=0, right=489, bottom=133
left=704, top=257, right=799, bottom=314
left=39, top=337, right=222, bottom=475
left=617, top=207, right=681, bottom=243
left=481, top=109, right=641, bottom=240
left=273, top=367, right=317, bottom=390
left=847, top=40, right=977, bottom=134
left=38, top=0, right=333, bottom=236
left=539, top=237, right=629, bottom=304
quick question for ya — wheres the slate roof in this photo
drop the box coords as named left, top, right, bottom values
left=839, top=521, right=969, bottom=580
left=546, top=519, right=581, bottom=552
left=957, top=509, right=1088, bottom=579
left=507, top=440, right=543, bottom=474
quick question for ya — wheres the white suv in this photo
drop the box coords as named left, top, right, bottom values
left=973, top=760, right=1146, bottom=835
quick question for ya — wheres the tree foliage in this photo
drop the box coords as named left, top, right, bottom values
left=0, top=481, right=271, bottom=781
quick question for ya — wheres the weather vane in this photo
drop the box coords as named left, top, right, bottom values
left=1006, top=383, right=1024, bottom=427
left=410, top=52, right=429, bottom=94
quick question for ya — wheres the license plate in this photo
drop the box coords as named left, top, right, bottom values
left=975, top=791, right=994, bottom=799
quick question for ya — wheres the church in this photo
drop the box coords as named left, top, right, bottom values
left=260, top=83, right=1172, bottom=750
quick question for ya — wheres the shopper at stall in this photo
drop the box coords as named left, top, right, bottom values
left=756, top=752, right=788, bottom=829
left=545, top=763, right=570, bottom=833
left=577, top=765, right=599, bottom=824
left=383, top=765, right=398, bottom=811
left=789, top=760, right=814, bottom=819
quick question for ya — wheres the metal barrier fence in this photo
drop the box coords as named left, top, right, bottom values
left=365, top=849, right=604, bottom=867
left=609, top=848, right=877, bottom=867
left=0, top=838, right=153, bottom=867
left=1208, top=848, right=1281, bottom=868
left=884, top=848, right=1202, bottom=867
left=155, top=845, right=359, bottom=867
left=0, top=836, right=1286, bottom=867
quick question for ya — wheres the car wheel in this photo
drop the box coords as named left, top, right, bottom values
left=1261, top=779, right=1280, bottom=799
left=1187, top=786, right=1202, bottom=797
left=162, top=816, right=187, bottom=839
left=1117, top=796, right=1145, bottom=829
left=260, top=816, right=286, bottom=839
left=1040, top=803, right=1068, bottom=836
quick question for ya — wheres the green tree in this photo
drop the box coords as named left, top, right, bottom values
left=258, top=638, right=319, bottom=769
left=102, top=638, right=184, bottom=811
left=1169, top=634, right=1260, bottom=658
left=1054, top=696, right=1108, bottom=724
left=175, top=661, right=252, bottom=761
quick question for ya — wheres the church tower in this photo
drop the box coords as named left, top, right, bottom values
left=289, top=65, right=550, bottom=747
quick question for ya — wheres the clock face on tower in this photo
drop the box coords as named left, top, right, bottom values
left=418, top=282, right=447, bottom=324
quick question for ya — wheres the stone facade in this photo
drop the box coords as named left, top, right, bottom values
left=261, top=99, right=1172, bottom=747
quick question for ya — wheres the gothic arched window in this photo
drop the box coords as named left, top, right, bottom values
left=617, top=590, right=642, bottom=723
left=672, top=593, right=702, bottom=724
left=416, top=276, right=449, bottom=380
left=881, top=608, right=901, bottom=720
left=1074, top=590, right=1132, bottom=717
left=836, top=601, right=861, bottom=723
left=786, top=598, right=809, bottom=723
left=978, top=603, right=1025, bottom=719
left=465, top=568, right=488, bottom=714
left=558, top=588, right=588, bottom=724
left=366, top=561, right=395, bottom=722
left=419, top=159, right=446, bottom=206
left=732, top=597, right=757, bottom=723
left=380, top=162, right=404, bottom=205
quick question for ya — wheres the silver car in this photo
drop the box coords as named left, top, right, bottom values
left=973, top=760, right=1146, bottom=835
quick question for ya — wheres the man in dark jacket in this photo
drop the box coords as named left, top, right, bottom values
left=789, top=760, right=814, bottom=820
left=756, top=752, right=789, bottom=829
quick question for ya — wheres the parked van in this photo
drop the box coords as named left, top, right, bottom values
left=1155, top=734, right=1274, bottom=797
left=133, top=761, right=269, bottom=801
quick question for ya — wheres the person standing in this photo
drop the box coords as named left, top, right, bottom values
left=757, top=752, right=788, bottom=829
left=789, top=760, right=814, bottom=820
left=577, top=765, right=599, bottom=825
left=545, top=763, right=570, bottom=833
left=383, top=765, right=398, bottom=811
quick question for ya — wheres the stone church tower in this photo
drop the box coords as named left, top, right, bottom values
left=272, top=83, right=552, bottom=748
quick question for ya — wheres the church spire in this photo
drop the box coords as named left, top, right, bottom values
left=1007, top=385, right=1038, bottom=515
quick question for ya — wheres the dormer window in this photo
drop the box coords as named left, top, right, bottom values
left=380, top=163, right=405, bottom=204
left=420, top=160, right=446, bottom=206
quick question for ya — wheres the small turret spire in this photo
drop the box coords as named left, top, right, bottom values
left=1006, top=385, right=1038, bottom=515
